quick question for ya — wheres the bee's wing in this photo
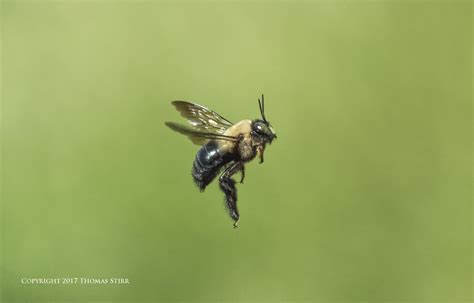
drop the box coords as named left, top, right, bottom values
left=165, top=122, right=239, bottom=146
left=171, top=101, right=233, bottom=134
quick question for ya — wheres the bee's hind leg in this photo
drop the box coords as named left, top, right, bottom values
left=219, top=161, right=244, bottom=228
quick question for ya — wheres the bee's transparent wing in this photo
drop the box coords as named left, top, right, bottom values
left=171, top=101, right=233, bottom=134
left=165, top=122, right=239, bottom=146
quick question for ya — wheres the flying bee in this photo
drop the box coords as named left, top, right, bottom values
left=165, top=94, right=276, bottom=228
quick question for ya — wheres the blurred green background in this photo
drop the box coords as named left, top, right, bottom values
left=1, top=1, right=471, bottom=302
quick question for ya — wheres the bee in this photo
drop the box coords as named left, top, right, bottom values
left=165, top=94, right=277, bottom=228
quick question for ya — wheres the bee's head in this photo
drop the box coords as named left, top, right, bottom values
left=251, top=94, right=277, bottom=144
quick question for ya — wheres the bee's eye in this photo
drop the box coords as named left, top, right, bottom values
left=254, top=121, right=268, bottom=135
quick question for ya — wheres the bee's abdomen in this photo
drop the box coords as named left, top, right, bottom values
left=192, top=140, right=231, bottom=191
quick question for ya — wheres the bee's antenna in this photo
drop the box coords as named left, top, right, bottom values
left=258, top=94, right=267, bottom=122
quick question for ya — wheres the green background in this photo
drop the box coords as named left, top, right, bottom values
left=1, top=1, right=472, bottom=302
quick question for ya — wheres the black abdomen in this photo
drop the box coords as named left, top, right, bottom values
left=192, top=140, right=232, bottom=191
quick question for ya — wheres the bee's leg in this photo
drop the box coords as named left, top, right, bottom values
left=257, top=145, right=265, bottom=164
left=239, top=165, right=245, bottom=184
left=219, top=161, right=243, bottom=228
